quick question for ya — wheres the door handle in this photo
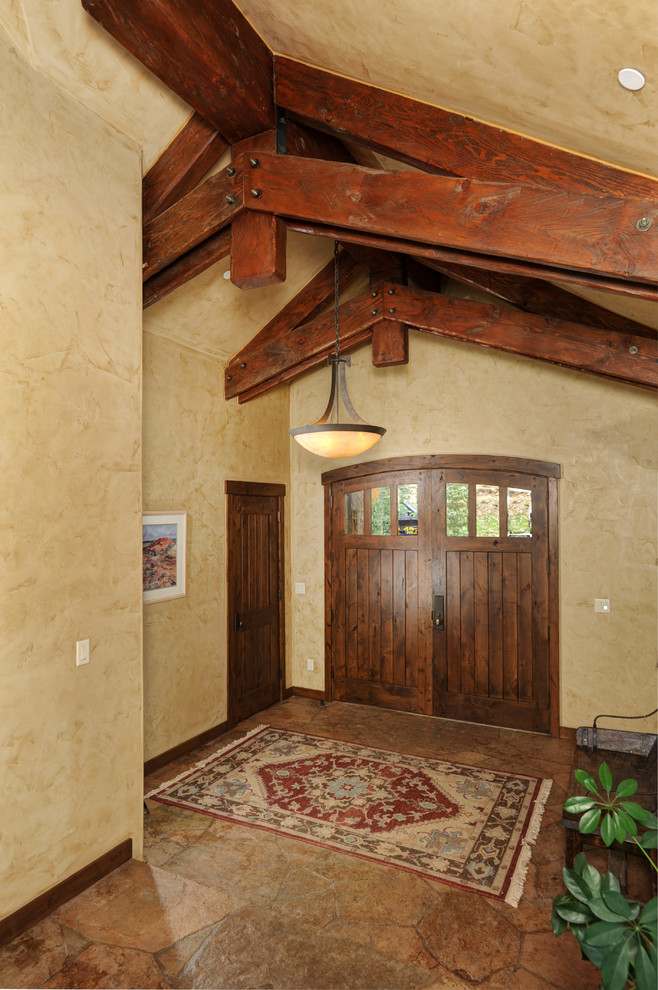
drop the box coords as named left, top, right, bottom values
left=432, top=595, right=444, bottom=630
left=234, top=612, right=243, bottom=631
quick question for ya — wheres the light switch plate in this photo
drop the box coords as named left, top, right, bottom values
left=594, top=599, right=611, bottom=613
left=295, top=582, right=306, bottom=595
left=76, top=639, right=90, bottom=666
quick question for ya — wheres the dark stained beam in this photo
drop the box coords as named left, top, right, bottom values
left=287, top=221, right=658, bottom=301
left=386, top=284, right=657, bottom=390
left=143, top=169, right=242, bottom=280
left=229, top=284, right=656, bottom=400
left=424, top=261, right=657, bottom=339
left=82, top=0, right=274, bottom=140
left=225, top=250, right=362, bottom=399
left=230, top=212, right=286, bottom=288
left=239, top=153, right=657, bottom=285
left=143, top=229, right=231, bottom=309
left=143, top=112, right=228, bottom=224
left=274, top=58, right=657, bottom=201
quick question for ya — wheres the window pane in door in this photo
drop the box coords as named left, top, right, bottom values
left=446, top=483, right=469, bottom=536
left=476, top=485, right=500, bottom=537
left=371, top=487, right=391, bottom=535
left=508, top=488, right=532, bottom=536
left=345, top=491, right=364, bottom=534
left=397, top=484, right=418, bottom=535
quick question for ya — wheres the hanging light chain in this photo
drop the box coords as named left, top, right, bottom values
left=334, top=241, right=340, bottom=358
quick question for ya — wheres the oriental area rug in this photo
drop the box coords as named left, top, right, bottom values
left=146, top=726, right=552, bottom=905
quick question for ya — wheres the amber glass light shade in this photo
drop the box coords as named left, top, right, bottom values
left=289, top=355, right=385, bottom=459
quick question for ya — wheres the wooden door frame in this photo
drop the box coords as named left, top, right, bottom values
left=322, top=455, right=561, bottom=736
left=225, top=480, right=286, bottom=725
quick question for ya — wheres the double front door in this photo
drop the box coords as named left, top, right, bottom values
left=323, top=457, right=559, bottom=734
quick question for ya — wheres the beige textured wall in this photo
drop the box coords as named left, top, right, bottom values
left=0, top=31, right=144, bottom=918
left=289, top=334, right=657, bottom=733
left=142, top=333, right=290, bottom=762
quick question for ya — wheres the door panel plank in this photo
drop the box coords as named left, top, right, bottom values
left=357, top=549, right=369, bottom=682
left=518, top=554, right=533, bottom=703
left=488, top=553, right=504, bottom=700
left=474, top=552, right=490, bottom=697
left=369, top=550, right=382, bottom=682
left=380, top=549, right=394, bottom=685
left=405, top=552, right=419, bottom=688
left=446, top=552, right=461, bottom=694
left=393, top=551, right=407, bottom=687
left=502, top=555, right=519, bottom=701
left=345, top=547, right=358, bottom=682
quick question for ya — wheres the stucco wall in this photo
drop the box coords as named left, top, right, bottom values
left=0, top=31, right=144, bottom=919
left=289, top=333, right=657, bottom=733
left=142, top=332, right=291, bottom=762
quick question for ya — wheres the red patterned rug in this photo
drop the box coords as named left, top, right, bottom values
left=146, top=726, right=551, bottom=905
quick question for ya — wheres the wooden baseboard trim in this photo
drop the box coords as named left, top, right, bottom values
left=0, top=839, right=132, bottom=949
left=559, top=725, right=577, bottom=742
left=289, top=687, right=326, bottom=701
left=144, top=720, right=230, bottom=776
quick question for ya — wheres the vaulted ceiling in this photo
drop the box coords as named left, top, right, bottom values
left=12, top=1, right=657, bottom=393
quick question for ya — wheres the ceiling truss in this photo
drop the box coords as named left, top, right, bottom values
left=83, top=0, right=657, bottom=395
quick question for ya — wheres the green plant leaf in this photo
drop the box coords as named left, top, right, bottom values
left=613, top=810, right=629, bottom=844
left=600, top=936, right=631, bottom=990
left=563, top=866, right=594, bottom=903
left=582, top=921, right=626, bottom=947
left=588, top=897, right=629, bottom=923
left=598, top=761, right=613, bottom=793
left=564, top=795, right=597, bottom=814
left=639, top=809, right=658, bottom=829
left=574, top=851, right=590, bottom=874
left=582, top=862, right=603, bottom=897
left=579, top=808, right=602, bottom=834
left=639, top=829, right=658, bottom=850
left=635, top=942, right=658, bottom=990
left=614, top=777, right=639, bottom=799
left=601, top=811, right=617, bottom=846
left=601, top=872, right=621, bottom=896
left=620, top=800, right=653, bottom=822
left=574, top=768, right=599, bottom=794
left=616, top=810, right=638, bottom=838
left=601, top=888, right=636, bottom=920
left=639, top=897, right=657, bottom=926
left=555, top=902, right=595, bottom=925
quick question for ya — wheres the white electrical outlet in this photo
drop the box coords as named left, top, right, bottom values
left=306, top=658, right=314, bottom=671
left=295, top=582, right=306, bottom=595
left=76, top=639, right=90, bottom=666
left=594, top=599, right=611, bottom=613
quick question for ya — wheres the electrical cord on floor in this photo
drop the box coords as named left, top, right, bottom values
left=589, top=707, right=658, bottom=750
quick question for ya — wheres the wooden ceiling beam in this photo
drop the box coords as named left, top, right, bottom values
left=143, top=112, right=229, bottom=225
left=82, top=0, right=274, bottom=141
left=143, top=229, right=232, bottom=309
left=239, top=153, right=657, bottom=285
left=287, top=222, right=658, bottom=301
left=274, top=58, right=657, bottom=201
left=227, top=283, right=656, bottom=400
left=386, top=284, right=657, bottom=390
left=425, top=261, right=657, bottom=339
left=143, top=168, right=242, bottom=280
left=225, top=249, right=362, bottom=399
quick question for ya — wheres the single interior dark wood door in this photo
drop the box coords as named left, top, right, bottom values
left=324, top=457, right=559, bottom=734
left=226, top=481, right=285, bottom=724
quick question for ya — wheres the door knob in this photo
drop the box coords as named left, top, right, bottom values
left=432, top=595, right=444, bottom=630
left=234, top=612, right=243, bottom=631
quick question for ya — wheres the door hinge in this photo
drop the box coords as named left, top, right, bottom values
left=330, top=490, right=333, bottom=508
left=277, top=510, right=280, bottom=523
left=278, top=588, right=282, bottom=602
left=279, top=667, right=283, bottom=679
left=330, top=552, right=334, bottom=565
left=547, top=626, right=551, bottom=642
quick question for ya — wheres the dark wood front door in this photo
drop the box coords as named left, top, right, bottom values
left=323, top=456, right=559, bottom=734
left=226, top=481, right=285, bottom=724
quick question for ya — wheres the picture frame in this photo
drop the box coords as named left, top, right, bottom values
left=142, top=511, right=187, bottom=603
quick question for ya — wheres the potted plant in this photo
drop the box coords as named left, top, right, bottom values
left=552, top=760, right=657, bottom=990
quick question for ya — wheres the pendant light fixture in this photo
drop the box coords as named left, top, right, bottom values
left=289, top=243, right=386, bottom=458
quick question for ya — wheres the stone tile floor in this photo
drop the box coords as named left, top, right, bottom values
left=4, top=696, right=648, bottom=989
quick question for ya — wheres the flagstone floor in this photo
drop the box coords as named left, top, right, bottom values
left=3, top=696, right=651, bottom=989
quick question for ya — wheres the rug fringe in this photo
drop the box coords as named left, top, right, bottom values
left=504, top=777, right=553, bottom=907
left=144, top=724, right=269, bottom=799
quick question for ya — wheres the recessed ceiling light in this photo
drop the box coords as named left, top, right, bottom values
left=618, top=67, right=646, bottom=91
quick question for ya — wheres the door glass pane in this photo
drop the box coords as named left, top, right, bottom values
left=446, top=483, right=469, bottom=536
left=476, top=485, right=500, bottom=537
left=371, top=487, right=391, bottom=535
left=508, top=488, right=532, bottom=536
left=397, top=484, right=418, bottom=535
left=345, top=491, right=364, bottom=534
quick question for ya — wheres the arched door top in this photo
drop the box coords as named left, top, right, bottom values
left=322, top=454, right=561, bottom=486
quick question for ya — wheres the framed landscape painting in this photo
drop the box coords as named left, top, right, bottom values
left=142, top=511, right=187, bottom=603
